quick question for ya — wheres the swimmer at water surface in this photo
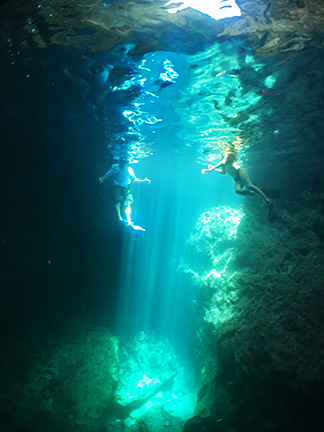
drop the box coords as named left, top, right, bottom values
left=202, top=151, right=276, bottom=221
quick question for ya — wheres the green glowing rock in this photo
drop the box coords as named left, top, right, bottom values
left=112, top=332, right=178, bottom=418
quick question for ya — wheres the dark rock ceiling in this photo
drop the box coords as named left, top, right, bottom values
left=1, top=0, right=324, bottom=56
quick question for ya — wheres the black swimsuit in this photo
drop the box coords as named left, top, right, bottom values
left=234, top=168, right=242, bottom=183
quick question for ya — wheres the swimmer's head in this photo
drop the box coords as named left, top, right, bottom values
left=224, top=152, right=238, bottom=164
left=119, top=156, right=129, bottom=166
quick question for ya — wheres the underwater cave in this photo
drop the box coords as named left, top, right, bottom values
left=1, top=0, right=324, bottom=431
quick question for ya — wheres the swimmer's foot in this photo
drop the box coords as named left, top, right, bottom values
left=129, top=223, right=146, bottom=231
left=118, top=219, right=129, bottom=225
left=262, top=188, right=281, bottom=200
left=268, top=202, right=277, bottom=223
left=118, top=219, right=145, bottom=231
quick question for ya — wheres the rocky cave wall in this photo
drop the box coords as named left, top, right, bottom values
left=188, top=198, right=324, bottom=431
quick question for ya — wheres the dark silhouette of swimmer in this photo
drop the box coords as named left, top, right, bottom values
left=202, top=152, right=276, bottom=221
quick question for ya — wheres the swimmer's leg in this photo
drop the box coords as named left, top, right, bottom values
left=115, top=203, right=123, bottom=221
left=123, top=191, right=133, bottom=223
left=235, top=181, right=254, bottom=196
left=239, top=168, right=271, bottom=205
left=246, top=184, right=271, bottom=205
left=125, top=205, right=132, bottom=223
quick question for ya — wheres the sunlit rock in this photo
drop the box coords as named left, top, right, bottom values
left=103, top=332, right=197, bottom=430
left=186, top=206, right=243, bottom=327
left=113, top=332, right=178, bottom=414
left=187, top=202, right=324, bottom=430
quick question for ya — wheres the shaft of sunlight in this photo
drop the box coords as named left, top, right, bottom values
left=116, top=154, right=200, bottom=350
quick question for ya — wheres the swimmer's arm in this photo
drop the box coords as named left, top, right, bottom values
left=99, top=165, right=116, bottom=183
left=136, top=177, right=151, bottom=183
left=202, top=162, right=225, bottom=174
left=213, top=161, right=226, bottom=173
left=129, top=167, right=151, bottom=183
left=99, top=172, right=109, bottom=183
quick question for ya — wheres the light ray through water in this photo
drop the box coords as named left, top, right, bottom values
left=114, top=46, right=249, bottom=349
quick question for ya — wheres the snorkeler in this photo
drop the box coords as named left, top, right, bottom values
left=202, top=152, right=276, bottom=221
left=99, top=157, right=150, bottom=229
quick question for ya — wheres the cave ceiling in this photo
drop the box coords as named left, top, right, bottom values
left=1, top=0, right=324, bottom=57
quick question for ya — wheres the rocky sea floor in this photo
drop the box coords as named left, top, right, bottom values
left=1, top=321, right=197, bottom=432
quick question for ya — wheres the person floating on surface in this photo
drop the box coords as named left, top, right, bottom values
left=202, top=151, right=276, bottom=222
left=99, top=156, right=150, bottom=227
